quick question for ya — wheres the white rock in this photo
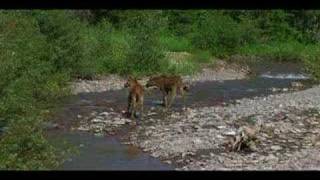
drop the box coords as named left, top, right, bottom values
left=223, top=131, right=236, bottom=136
left=91, top=118, right=105, bottom=123
left=271, top=145, right=282, bottom=151
left=217, top=125, right=226, bottom=129
left=78, top=126, right=90, bottom=131
left=100, top=112, right=109, bottom=116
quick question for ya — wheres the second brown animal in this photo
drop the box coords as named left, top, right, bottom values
left=146, top=75, right=189, bottom=109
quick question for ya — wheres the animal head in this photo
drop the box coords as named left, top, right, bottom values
left=124, top=76, right=137, bottom=88
left=146, top=76, right=160, bottom=88
left=183, top=84, right=190, bottom=92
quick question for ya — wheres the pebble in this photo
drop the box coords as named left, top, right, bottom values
left=78, top=126, right=90, bottom=131
left=223, top=131, right=236, bottom=136
left=94, top=133, right=104, bottom=137
left=217, top=126, right=226, bottom=129
left=100, top=112, right=109, bottom=116
left=271, top=145, right=282, bottom=151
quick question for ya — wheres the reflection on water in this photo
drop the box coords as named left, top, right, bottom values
left=47, top=131, right=173, bottom=170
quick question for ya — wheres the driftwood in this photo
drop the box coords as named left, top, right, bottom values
left=225, top=120, right=262, bottom=152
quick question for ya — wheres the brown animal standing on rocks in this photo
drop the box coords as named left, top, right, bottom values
left=124, top=76, right=144, bottom=119
left=146, top=75, right=189, bottom=109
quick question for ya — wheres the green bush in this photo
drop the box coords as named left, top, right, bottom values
left=238, top=41, right=305, bottom=62
left=159, top=34, right=191, bottom=52
left=190, top=12, right=259, bottom=58
left=191, top=49, right=212, bottom=64
left=33, top=10, right=97, bottom=78
left=75, top=20, right=127, bottom=76
left=301, top=44, right=320, bottom=80
left=160, top=56, right=199, bottom=75
left=0, top=116, right=60, bottom=170
left=120, top=12, right=166, bottom=76
left=0, top=11, right=69, bottom=170
left=94, top=21, right=131, bottom=75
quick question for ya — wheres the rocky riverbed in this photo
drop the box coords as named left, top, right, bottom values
left=65, top=61, right=320, bottom=170
left=124, top=85, right=320, bottom=170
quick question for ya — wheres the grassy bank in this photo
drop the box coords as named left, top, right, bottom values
left=1, top=10, right=320, bottom=169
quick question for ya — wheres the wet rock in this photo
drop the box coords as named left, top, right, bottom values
left=291, top=82, right=304, bottom=89
left=148, top=112, right=157, bottom=116
left=78, top=126, right=90, bottom=131
left=165, top=160, right=172, bottom=164
left=100, top=112, right=109, bottom=116
left=91, top=118, right=105, bottom=123
left=94, top=133, right=104, bottom=137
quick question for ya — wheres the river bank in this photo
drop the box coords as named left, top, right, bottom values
left=49, top=60, right=320, bottom=170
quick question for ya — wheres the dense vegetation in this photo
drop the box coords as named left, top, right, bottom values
left=1, top=10, right=320, bottom=169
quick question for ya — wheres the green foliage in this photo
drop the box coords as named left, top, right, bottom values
left=301, top=44, right=320, bottom=80
left=120, top=12, right=166, bottom=76
left=238, top=41, right=306, bottom=62
left=164, top=10, right=199, bottom=37
left=160, top=56, right=199, bottom=76
left=190, top=11, right=260, bottom=58
left=0, top=117, right=60, bottom=170
left=159, top=34, right=191, bottom=52
left=0, top=11, right=69, bottom=170
left=191, top=50, right=212, bottom=64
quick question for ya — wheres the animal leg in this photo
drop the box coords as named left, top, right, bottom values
left=140, top=96, right=144, bottom=119
left=163, top=93, right=168, bottom=108
left=127, top=96, right=132, bottom=117
left=168, top=87, right=176, bottom=109
left=131, top=96, right=136, bottom=119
